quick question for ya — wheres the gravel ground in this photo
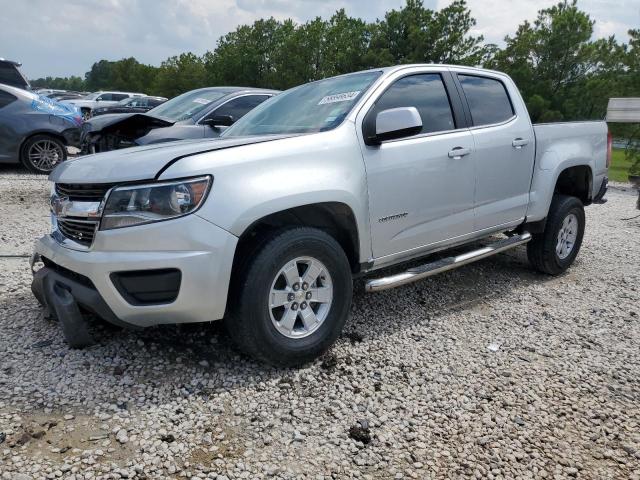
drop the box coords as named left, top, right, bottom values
left=1, top=168, right=639, bottom=479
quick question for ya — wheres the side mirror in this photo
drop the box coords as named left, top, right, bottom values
left=365, top=107, right=422, bottom=145
left=203, top=115, right=234, bottom=128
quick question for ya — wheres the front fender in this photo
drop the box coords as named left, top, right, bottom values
left=159, top=126, right=373, bottom=263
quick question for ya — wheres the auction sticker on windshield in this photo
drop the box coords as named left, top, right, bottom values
left=318, top=91, right=361, bottom=105
left=193, top=98, right=212, bottom=105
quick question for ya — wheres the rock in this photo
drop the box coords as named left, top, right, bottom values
left=116, top=430, right=129, bottom=444
left=349, top=424, right=371, bottom=445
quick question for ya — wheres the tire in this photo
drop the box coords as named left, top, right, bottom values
left=20, top=135, right=67, bottom=174
left=81, top=108, right=92, bottom=121
left=225, top=227, right=353, bottom=366
left=527, top=194, right=585, bottom=275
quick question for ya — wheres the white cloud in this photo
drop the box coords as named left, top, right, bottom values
left=439, top=0, right=638, bottom=44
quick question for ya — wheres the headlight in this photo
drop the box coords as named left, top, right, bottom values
left=100, top=176, right=211, bottom=230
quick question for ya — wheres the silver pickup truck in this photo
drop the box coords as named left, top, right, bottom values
left=31, top=65, right=610, bottom=366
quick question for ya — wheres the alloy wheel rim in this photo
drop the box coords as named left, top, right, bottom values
left=28, top=140, right=63, bottom=172
left=556, top=213, right=578, bottom=259
left=268, top=256, right=333, bottom=339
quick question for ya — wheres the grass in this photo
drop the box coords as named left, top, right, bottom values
left=609, top=148, right=635, bottom=183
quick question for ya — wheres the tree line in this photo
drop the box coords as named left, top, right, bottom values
left=31, top=0, right=639, bottom=126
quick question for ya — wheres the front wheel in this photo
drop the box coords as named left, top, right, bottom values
left=225, top=227, right=353, bottom=366
left=20, top=135, right=67, bottom=174
left=527, top=194, right=585, bottom=275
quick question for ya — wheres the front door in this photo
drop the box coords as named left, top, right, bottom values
left=358, top=71, right=476, bottom=260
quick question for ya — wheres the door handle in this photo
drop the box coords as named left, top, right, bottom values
left=512, top=138, right=529, bottom=149
left=447, top=147, right=471, bottom=159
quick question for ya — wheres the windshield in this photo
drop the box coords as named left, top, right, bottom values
left=84, top=92, right=101, bottom=100
left=148, top=89, right=228, bottom=122
left=223, top=71, right=381, bottom=136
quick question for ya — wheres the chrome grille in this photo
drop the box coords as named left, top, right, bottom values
left=56, top=218, right=98, bottom=247
left=55, top=183, right=115, bottom=202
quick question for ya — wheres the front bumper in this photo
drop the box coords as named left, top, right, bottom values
left=32, top=214, right=238, bottom=328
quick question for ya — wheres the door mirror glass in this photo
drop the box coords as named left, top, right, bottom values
left=203, top=115, right=234, bottom=128
left=371, top=107, right=422, bottom=144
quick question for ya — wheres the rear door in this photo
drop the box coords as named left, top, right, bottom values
left=453, top=71, right=535, bottom=230
left=357, top=68, right=476, bottom=260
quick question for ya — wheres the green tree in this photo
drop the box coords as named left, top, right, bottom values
left=488, top=0, right=618, bottom=122
left=84, top=58, right=158, bottom=93
left=367, top=0, right=486, bottom=67
left=31, top=76, right=86, bottom=91
left=152, top=53, right=206, bottom=98
left=204, top=18, right=298, bottom=89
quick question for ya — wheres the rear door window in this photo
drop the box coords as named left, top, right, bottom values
left=111, top=93, right=129, bottom=101
left=370, top=73, right=456, bottom=135
left=458, top=75, right=514, bottom=126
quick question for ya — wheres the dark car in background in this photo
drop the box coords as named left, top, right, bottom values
left=92, top=95, right=167, bottom=116
left=81, top=86, right=277, bottom=153
left=0, top=83, right=82, bottom=173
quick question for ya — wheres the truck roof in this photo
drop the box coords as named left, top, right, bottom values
left=309, top=64, right=511, bottom=85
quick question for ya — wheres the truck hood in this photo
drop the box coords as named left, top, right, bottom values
left=50, top=135, right=291, bottom=184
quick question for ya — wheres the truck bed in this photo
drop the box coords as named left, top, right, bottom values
left=526, top=120, right=608, bottom=221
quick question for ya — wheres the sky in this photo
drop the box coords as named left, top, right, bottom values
left=1, top=0, right=638, bottom=80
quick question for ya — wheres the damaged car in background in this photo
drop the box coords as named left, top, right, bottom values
left=80, top=86, right=277, bottom=153
left=0, top=83, right=82, bottom=173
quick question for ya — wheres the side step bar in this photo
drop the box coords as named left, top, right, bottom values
left=365, top=232, right=532, bottom=292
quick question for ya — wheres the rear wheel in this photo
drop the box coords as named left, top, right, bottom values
left=225, top=227, right=353, bottom=366
left=81, top=108, right=91, bottom=120
left=527, top=195, right=585, bottom=275
left=20, top=135, right=67, bottom=174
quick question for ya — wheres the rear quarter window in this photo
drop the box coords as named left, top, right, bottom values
left=458, top=75, right=514, bottom=126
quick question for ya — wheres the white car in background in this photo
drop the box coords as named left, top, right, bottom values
left=63, top=91, right=145, bottom=120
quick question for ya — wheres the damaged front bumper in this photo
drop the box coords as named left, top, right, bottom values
left=31, top=254, right=128, bottom=348
left=30, top=213, right=238, bottom=350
